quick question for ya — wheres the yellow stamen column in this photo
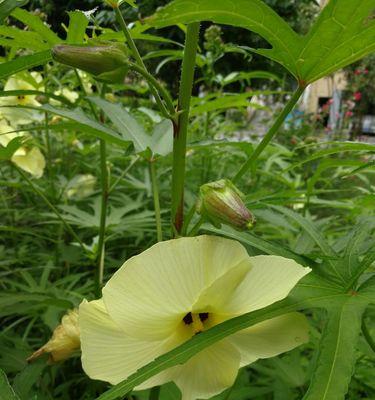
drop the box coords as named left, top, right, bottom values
left=191, top=313, right=204, bottom=334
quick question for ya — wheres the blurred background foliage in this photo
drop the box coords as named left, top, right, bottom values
left=27, top=0, right=320, bottom=88
left=0, top=0, right=374, bottom=399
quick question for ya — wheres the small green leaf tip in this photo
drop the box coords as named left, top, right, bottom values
left=52, top=42, right=130, bottom=83
left=197, top=179, right=256, bottom=231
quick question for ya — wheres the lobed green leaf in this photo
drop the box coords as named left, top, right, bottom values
left=148, top=0, right=375, bottom=83
left=303, top=297, right=367, bottom=400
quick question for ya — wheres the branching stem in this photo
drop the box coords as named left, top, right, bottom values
left=114, top=6, right=173, bottom=119
left=233, top=85, right=306, bottom=183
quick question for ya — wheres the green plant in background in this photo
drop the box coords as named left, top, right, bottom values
left=0, top=0, right=374, bottom=399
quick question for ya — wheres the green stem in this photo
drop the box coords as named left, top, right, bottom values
left=13, top=165, right=87, bottom=254
left=76, top=69, right=109, bottom=296
left=233, top=85, right=306, bottom=183
left=188, top=216, right=204, bottom=236
left=44, top=114, right=51, bottom=162
left=128, top=62, right=175, bottom=118
left=202, top=112, right=211, bottom=183
left=362, top=318, right=375, bottom=353
left=181, top=203, right=197, bottom=236
left=149, top=160, right=163, bottom=242
left=96, top=85, right=109, bottom=298
left=108, top=155, right=139, bottom=194
left=96, top=139, right=108, bottom=297
left=44, top=112, right=54, bottom=190
left=114, top=6, right=172, bottom=119
left=171, top=22, right=200, bottom=235
left=149, top=386, right=160, bottom=400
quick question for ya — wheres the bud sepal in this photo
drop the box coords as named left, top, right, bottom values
left=197, top=179, right=256, bottom=231
left=27, top=309, right=80, bottom=363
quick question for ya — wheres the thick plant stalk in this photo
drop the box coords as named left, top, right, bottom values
left=149, top=160, right=163, bottom=242
left=233, top=85, right=306, bottom=183
left=171, top=22, right=200, bottom=235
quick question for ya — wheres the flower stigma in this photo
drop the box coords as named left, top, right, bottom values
left=183, top=312, right=210, bottom=334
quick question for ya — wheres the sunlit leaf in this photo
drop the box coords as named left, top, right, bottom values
left=88, top=97, right=151, bottom=153
left=66, top=11, right=89, bottom=44
left=0, top=50, right=52, bottom=80
left=0, top=0, right=27, bottom=24
left=11, top=8, right=60, bottom=45
left=148, top=0, right=375, bottom=83
left=41, top=104, right=131, bottom=147
left=303, top=297, right=366, bottom=400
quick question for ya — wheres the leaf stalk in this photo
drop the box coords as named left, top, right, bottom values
left=233, top=85, right=306, bottom=182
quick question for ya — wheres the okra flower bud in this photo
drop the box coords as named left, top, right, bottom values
left=52, top=42, right=130, bottom=83
left=197, top=179, right=256, bottom=230
left=27, top=309, right=80, bottom=363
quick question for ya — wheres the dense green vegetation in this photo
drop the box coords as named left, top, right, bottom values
left=0, top=0, right=374, bottom=399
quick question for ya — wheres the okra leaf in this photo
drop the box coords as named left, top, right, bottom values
left=41, top=104, right=131, bottom=148
left=148, top=0, right=302, bottom=79
left=11, top=8, right=60, bottom=45
left=88, top=97, right=151, bottom=153
left=302, top=297, right=366, bottom=400
left=148, top=0, right=375, bottom=84
left=296, top=0, right=375, bottom=84
left=149, top=119, right=173, bottom=157
left=66, top=11, right=89, bottom=44
left=0, top=0, right=27, bottom=24
left=0, top=369, right=20, bottom=400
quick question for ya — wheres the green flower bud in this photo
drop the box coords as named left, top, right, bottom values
left=197, top=179, right=256, bottom=230
left=52, top=42, right=130, bottom=83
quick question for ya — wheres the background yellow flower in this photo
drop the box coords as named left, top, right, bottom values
left=0, top=119, right=46, bottom=178
left=0, top=72, right=44, bottom=125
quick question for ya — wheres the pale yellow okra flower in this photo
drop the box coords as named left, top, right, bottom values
left=0, top=119, right=45, bottom=178
left=51, top=87, right=79, bottom=105
left=65, top=174, right=96, bottom=199
left=0, top=72, right=44, bottom=125
left=80, top=235, right=311, bottom=400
